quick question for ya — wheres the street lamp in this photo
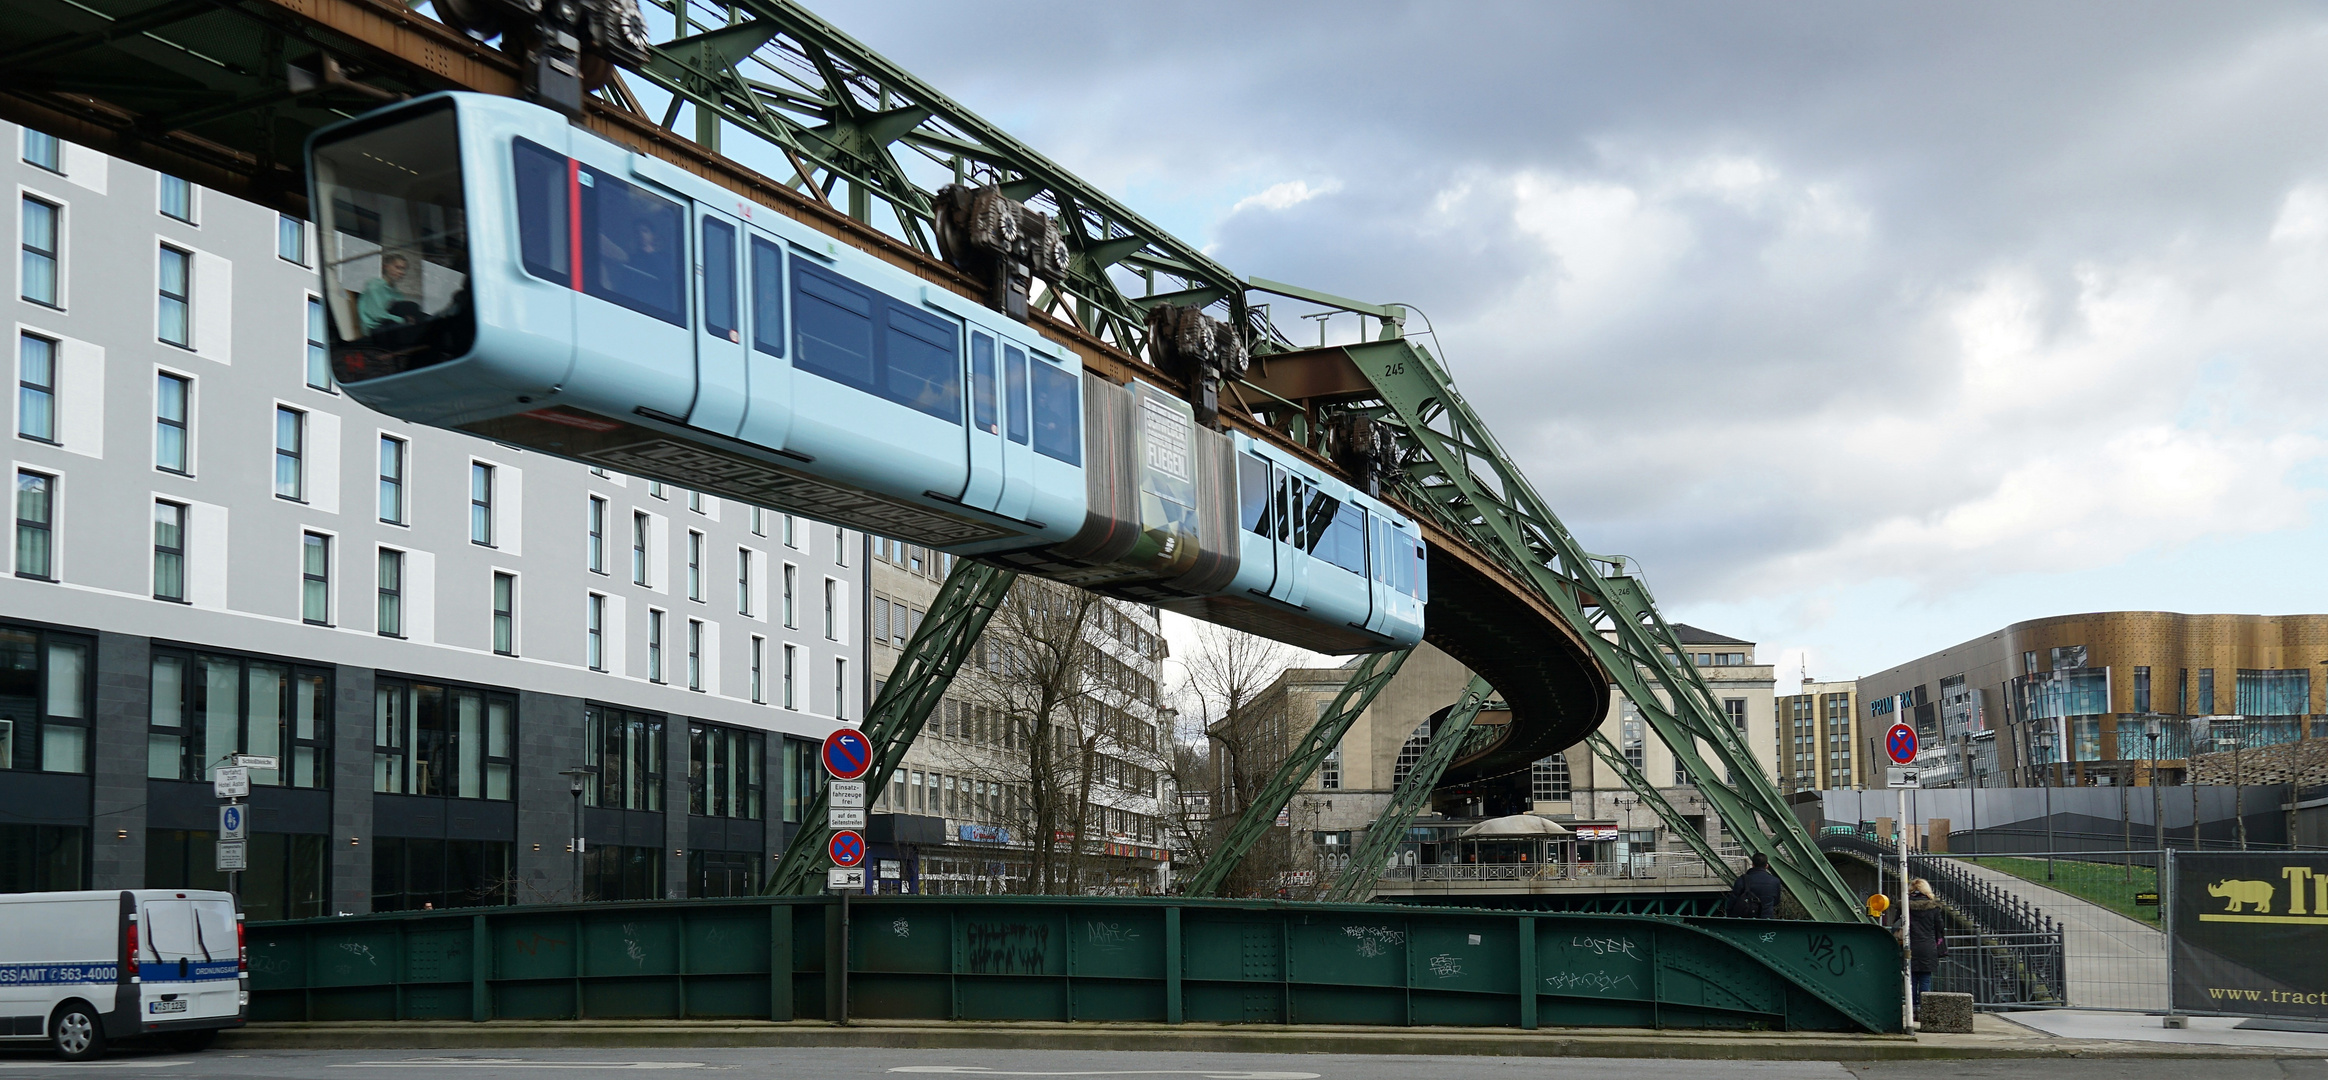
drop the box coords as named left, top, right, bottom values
left=2145, top=718, right=2163, bottom=856
left=2031, top=725, right=2057, bottom=881
left=560, top=766, right=598, bottom=901
left=2212, top=717, right=2246, bottom=851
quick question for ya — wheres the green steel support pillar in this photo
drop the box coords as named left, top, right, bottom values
left=765, top=560, right=1017, bottom=896
left=1322, top=676, right=1493, bottom=902
left=1182, top=648, right=1409, bottom=898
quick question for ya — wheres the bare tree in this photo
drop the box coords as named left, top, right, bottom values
left=1174, top=621, right=1299, bottom=896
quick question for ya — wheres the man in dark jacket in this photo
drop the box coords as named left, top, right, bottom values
left=1726, top=852, right=1783, bottom=918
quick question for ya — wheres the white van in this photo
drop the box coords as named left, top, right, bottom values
left=0, top=889, right=247, bottom=1059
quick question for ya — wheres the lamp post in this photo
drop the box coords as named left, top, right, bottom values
left=560, top=766, right=597, bottom=902
left=2146, top=718, right=2163, bottom=856
left=2032, top=726, right=2057, bottom=880
left=2215, top=718, right=2247, bottom=851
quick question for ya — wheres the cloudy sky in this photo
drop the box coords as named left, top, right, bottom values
left=818, top=2, right=2328, bottom=682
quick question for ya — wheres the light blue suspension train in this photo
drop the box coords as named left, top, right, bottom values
left=306, top=92, right=1424, bottom=653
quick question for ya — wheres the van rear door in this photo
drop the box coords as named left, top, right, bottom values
left=137, top=898, right=239, bottom=1024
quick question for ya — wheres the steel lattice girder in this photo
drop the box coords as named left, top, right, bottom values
left=1322, top=676, right=1493, bottom=903
left=1315, top=337, right=1859, bottom=923
left=765, top=560, right=1017, bottom=896
left=1582, top=731, right=1738, bottom=887
left=1182, top=649, right=1409, bottom=898
left=625, top=0, right=1251, bottom=360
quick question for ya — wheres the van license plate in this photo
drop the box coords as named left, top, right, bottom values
left=149, top=1000, right=188, bottom=1014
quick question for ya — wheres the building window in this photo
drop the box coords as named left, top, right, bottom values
left=274, top=406, right=304, bottom=500
left=158, top=245, right=191, bottom=347
left=783, top=644, right=796, bottom=709
left=586, top=594, right=607, bottom=671
left=687, top=618, right=704, bottom=691
left=2198, top=668, right=2216, bottom=715
left=689, top=723, right=765, bottom=819
left=492, top=572, right=516, bottom=655
left=21, top=196, right=59, bottom=307
left=783, top=564, right=797, bottom=627
left=158, top=175, right=192, bottom=222
left=688, top=489, right=703, bottom=514
left=834, top=658, right=848, bottom=721
left=147, top=651, right=331, bottom=787
left=582, top=705, right=663, bottom=811
left=783, top=514, right=796, bottom=548
left=305, top=296, right=331, bottom=390
left=372, top=677, right=514, bottom=799
left=376, top=548, right=403, bottom=637
left=647, top=609, right=665, bottom=683
left=470, top=462, right=494, bottom=545
left=687, top=529, right=704, bottom=601
left=648, top=480, right=665, bottom=499
left=750, top=636, right=765, bottom=704
left=2235, top=669, right=2310, bottom=717
left=2134, top=665, right=2152, bottom=714
left=1725, top=698, right=1747, bottom=731
left=156, top=373, right=191, bottom=473
left=835, top=526, right=849, bottom=566
left=586, top=496, right=607, bottom=573
left=17, top=333, right=55, bottom=443
left=1532, top=754, right=1571, bottom=801
left=823, top=578, right=837, bottom=640
left=1319, top=742, right=1341, bottom=790
left=631, top=512, right=650, bottom=585
left=369, top=838, right=509, bottom=913
left=1622, top=718, right=1646, bottom=772
left=736, top=548, right=754, bottom=616
left=0, top=624, right=93, bottom=774
left=22, top=131, right=60, bottom=172
left=153, top=501, right=186, bottom=602
left=14, top=471, right=54, bottom=580
left=378, top=435, right=405, bottom=524
left=751, top=507, right=765, bottom=537
left=277, top=213, right=307, bottom=265
left=300, top=533, right=330, bottom=624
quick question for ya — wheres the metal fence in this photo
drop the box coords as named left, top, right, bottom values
left=1917, top=851, right=2166, bottom=1011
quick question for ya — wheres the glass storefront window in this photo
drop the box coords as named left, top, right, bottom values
left=373, top=678, right=515, bottom=799
left=0, top=625, right=93, bottom=774
left=582, top=844, right=664, bottom=901
left=145, top=830, right=325, bottom=921
left=147, top=650, right=329, bottom=786
left=688, top=723, right=764, bottom=820
left=583, top=706, right=663, bottom=811
left=370, top=837, right=511, bottom=911
left=0, top=824, right=86, bottom=893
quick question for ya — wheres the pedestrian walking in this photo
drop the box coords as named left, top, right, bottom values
left=1725, top=851, right=1783, bottom=918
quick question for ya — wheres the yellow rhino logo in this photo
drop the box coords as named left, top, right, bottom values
left=2208, top=879, right=2274, bottom=913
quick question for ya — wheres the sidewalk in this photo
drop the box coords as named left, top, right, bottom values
left=212, top=1015, right=2313, bottom=1061
left=1951, top=859, right=2166, bottom=1010
left=1999, top=1009, right=2328, bottom=1054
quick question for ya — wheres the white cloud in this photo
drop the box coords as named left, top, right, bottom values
left=1229, top=178, right=1341, bottom=215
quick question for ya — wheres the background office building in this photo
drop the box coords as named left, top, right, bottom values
left=1856, top=611, right=2328, bottom=789
left=1774, top=679, right=1859, bottom=794
left=0, top=126, right=865, bottom=915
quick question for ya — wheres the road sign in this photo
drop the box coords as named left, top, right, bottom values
left=1886, top=766, right=1921, bottom=789
left=212, top=767, right=249, bottom=799
left=827, top=867, right=866, bottom=891
left=232, top=754, right=279, bottom=771
left=878, top=859, right=903, bottom=880
left=829, top=780, right=866, bottom=809
left=1885, top=723, right=1919, bottom=766
left=821, top=729, right=872, bottom=781
left=215, top=840, right=246, bottom=872
left=218, top=804, right=247, bottom=842
left=828, top=829, right=867, bottom=867
left=829, top=807, right=867, bottom=829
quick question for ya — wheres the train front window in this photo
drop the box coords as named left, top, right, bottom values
left=312, top=101, right=473, bottom=382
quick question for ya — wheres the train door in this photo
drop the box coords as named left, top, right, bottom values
left=1364, top=513, right=1396, bottom=638
left=735, top=230, right=793, bottom=452
left=1271, top=466, right=1310, bottom=610
left=688, top=205, right=749, bottom=436
left=1237, top=451, right=1278, bottom=596
left=960, top=329, right=1003, bottom=510
left=993, top=338, right=1037, bottom=523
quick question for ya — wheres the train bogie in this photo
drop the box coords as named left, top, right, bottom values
left=306, top=92, right=1425, bottom=654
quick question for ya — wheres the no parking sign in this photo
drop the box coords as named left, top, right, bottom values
left=828, top=830, right=867, bottom=868
left=821, top=728, right=872, bottom=781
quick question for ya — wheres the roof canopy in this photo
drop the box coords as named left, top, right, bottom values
left=1455, top=814, right=1574, bottom=838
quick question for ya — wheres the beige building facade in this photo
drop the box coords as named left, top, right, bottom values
left=1775, top=680, right=1861, bottom=794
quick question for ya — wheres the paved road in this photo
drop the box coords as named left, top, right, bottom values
left=0, top=1049, right=2322, bottom=1080
left=1952, top=860, right=2166, bottom=1010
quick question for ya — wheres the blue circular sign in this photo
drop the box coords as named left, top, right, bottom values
left=821, top=729, right=872, bottom=781
left=1886, top=723, right=1919, bottom=765
left=828, top=830, right=866, bottom=867
left=221, top=806, right=242, bottom=832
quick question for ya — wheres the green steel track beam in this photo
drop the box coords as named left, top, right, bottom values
left=765, top=560, right=1017, bottom=896
left=1183, top=648, right=1409, bottom=898
left=1300, top=336, right=1860, bottom=922
left=1322, top=676, right=1492, bottom=902
left=1582, top=731, right=1738, bottom=887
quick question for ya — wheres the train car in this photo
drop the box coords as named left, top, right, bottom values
left=305, top=92, right=1422, bottom=653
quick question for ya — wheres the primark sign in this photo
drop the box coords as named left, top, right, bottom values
left=2172, top=853, right=2328, bottom=1018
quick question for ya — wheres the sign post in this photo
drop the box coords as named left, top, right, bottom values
left=213, top=764, right=253, bottom=902
left=1885, top=721, right=1919, bottom=1029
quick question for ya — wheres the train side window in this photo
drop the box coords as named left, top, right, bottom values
left=1030, top=362, right=1080, bottom=464
left=1372, top=517, right=1390, bottom=584
left=577, top=166, right=687, bottom=326
left=1410, top=535, right=1429, bottom=602
left=1316, top=502, right=1366, bottom=574
left=883, top=305, right=962, bottom=423
left=1278, top=475, right=1297, bottom=545
left=512, top=139, right=568, bottom=286
left=970, top=334, right=997, bottom=434
left=1302, top=490, right=1342, bottom=555
left=749, top=236, right=784, bottom=356
left=792, top=262, right=877, bottom=390
left=1003, top=346, right=1029, bottom=445
left=702, top=218, right=738, bottom=343
left=1238, top=453, right=1271, bottom=536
